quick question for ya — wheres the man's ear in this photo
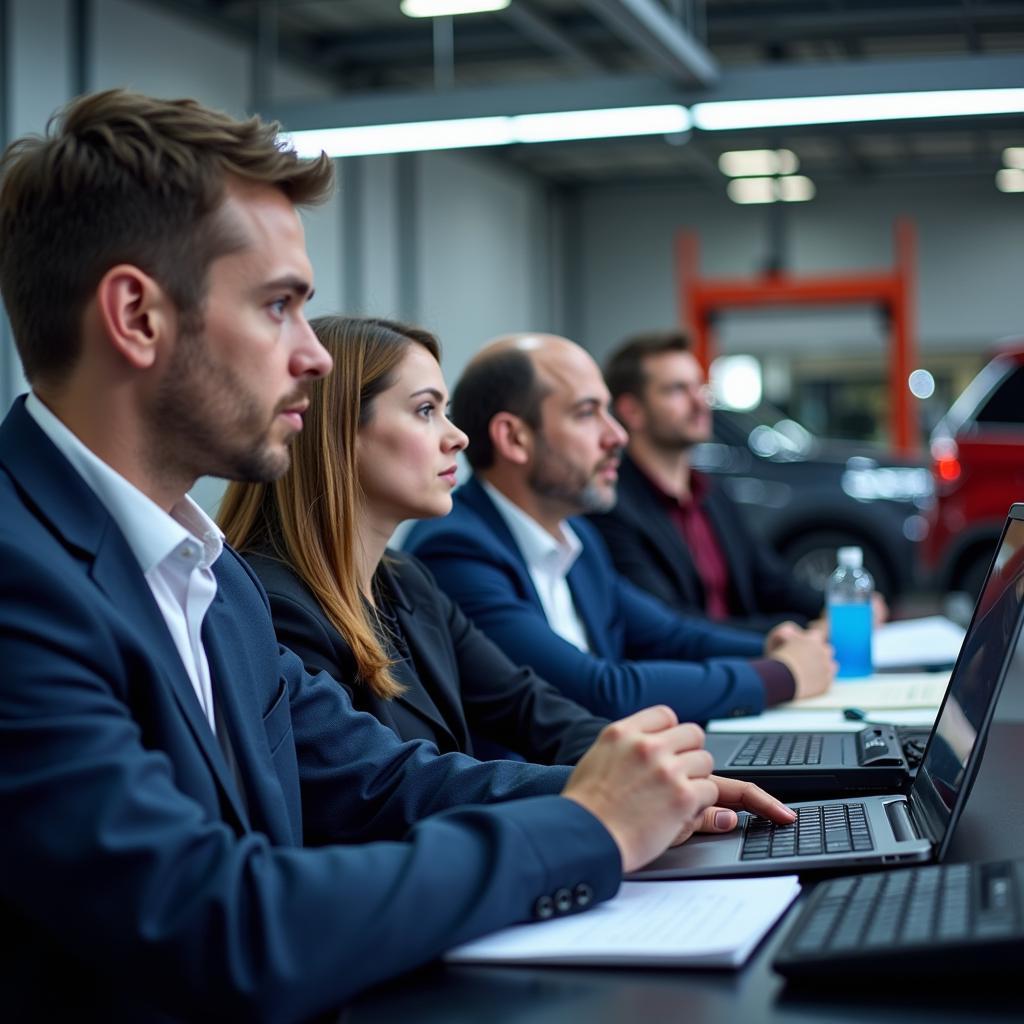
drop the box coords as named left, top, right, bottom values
left=489, top=411, right=533, bottom=467
left=94, top=264, right=173, bottom=370
left=613, top=393, right=645, bottom=434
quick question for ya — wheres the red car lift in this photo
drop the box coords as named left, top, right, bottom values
left=676, top=218, right=918, bottom=453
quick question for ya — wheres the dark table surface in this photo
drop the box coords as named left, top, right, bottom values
left=337, top=721, right=1024, bottom=1024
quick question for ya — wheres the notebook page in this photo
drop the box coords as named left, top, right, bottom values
left=445, top=876, right=800, bottom=968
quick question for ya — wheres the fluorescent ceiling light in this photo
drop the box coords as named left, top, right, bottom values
left=778, top=175, right=815, bottom=202
left=401, top=0, right=510, bottom=17
left=718, top=148, right=798, bottom=177
left=726, top=178, right=776, bottom=204
left=285, top=117, right=512, bottom=158
left=1004, top=147, right=1024, bottom=169
left=284, top=105, right=691, bottom=159
left=514, top=105, right=689, bottom=143
left=996, top=168, right=1024, bottom=193
left=726, top=175, right=815, bottom=204
left=693, top=88, right=1024, bottom=130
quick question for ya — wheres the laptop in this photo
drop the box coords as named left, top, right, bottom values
left=629, top=503, right=1024, bottom=880
left=705, top=722, right=928, bottom=798
left=773, top=856, right=1024, bottom=981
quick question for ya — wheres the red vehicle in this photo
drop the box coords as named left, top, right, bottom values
left=926, top=341, right=1024, bottom=596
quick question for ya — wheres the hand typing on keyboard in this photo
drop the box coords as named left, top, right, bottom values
left=564, top=706, right=797, bottom=871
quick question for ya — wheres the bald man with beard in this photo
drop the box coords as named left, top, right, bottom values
left=406, top=333, right=835, bottom=727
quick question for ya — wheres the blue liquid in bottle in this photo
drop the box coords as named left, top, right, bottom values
left=829, top=603, right=873, bottom=678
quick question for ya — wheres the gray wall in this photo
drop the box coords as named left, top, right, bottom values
left=574, top=175, right=1024, bottom=364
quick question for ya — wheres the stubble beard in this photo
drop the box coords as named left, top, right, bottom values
left=529, top=436, right=617, bottom=515
left=647, top=410, right=709, bottom=454
left=148, top=324, right=296, bottom=486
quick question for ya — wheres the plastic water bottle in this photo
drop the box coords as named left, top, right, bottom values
left=827, top=546, right=874, bottom=679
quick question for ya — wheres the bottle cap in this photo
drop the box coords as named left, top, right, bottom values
left=837, top=546, right=863, bottom=569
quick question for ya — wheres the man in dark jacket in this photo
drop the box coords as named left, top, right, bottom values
left=589, top=329, right=828, bottom=633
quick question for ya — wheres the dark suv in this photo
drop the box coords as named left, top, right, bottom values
left=926, top=342, right=1024, bottom=597
left=692, top=405, right=934, bottom=600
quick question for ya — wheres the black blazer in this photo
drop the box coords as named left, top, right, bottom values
left=588, top=453, right=824, bottom=633
left=245, top=548, right=608, bottom=765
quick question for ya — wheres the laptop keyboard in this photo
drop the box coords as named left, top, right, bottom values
left=741, top=803, right=874, bottom=860
left=728, top=734, right=823, bottom=767
left=779, top=860, right=1022, bottom=966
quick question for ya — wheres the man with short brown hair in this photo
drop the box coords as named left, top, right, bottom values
left=0, top=93, right=794, bottom=1021
left=592, top=328, right=827, bottom=632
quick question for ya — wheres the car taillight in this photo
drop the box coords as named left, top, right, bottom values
left=930, top=437, right=961, bottom=490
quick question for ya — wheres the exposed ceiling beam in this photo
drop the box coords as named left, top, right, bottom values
left=499, top=1, right=604, bottom=72
left=581, top=0, right=719, bottom=85
left=710, top=4, right=1024, bottom=43
left=267, top=54, right=1024, bottom=131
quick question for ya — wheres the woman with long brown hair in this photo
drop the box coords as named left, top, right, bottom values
left=219, top=315, right=606, bottom=762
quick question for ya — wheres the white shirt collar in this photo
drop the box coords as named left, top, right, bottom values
left=480, top=478, right=583, bottom=580
left=25, top=392, right=223, bottom=573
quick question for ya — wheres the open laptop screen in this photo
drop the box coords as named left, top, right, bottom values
left=913, top=506, right=1024, bottom=853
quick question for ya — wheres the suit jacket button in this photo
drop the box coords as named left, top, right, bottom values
left=533, top=895, right=555, bottom=920
left=573, top=883, right=594, bottom=909
left=554, top=888, right=573, bottom=914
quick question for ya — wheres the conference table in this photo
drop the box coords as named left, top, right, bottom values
left=336, top=711, right=1024, bottom=1024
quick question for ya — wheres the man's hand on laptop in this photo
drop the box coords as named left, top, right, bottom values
left=768, top=628, right=837, bottom=699
left=669, top=776, right=797, bottom=847
left=562, top=707, right=721, bottom=873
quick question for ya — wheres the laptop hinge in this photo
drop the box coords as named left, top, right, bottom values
left=884, top=798, right=921, bottom=843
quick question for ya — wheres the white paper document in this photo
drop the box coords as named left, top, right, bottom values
left=873, top=615, right=965, bottom=670
left=708, top=706, right=939, bottom=734
left=444, top=876, right=800, bottom=969
left=776, top=671, right=950, bottom=712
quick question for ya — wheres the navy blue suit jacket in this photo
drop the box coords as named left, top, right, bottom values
left=405, top=477, right=769, bottom=724
left=0, top=399, right=619, bottom=1023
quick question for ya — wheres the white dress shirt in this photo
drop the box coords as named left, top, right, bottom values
left=26, top=393, right=224, bottom=733
left=481, top=479, right=591, bottom=652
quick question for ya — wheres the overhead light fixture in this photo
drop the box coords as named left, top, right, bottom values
left=283, top=105, right=691, bottom=158
left=726, top=175, right=815, bottom=204
left=1003, top=147, right=1024, bottom=170
left=718, top=149, right=798, bottom=177
left=778, top=175, right=815, bottom=202
left=693, top=88, right=1024, bottom=131
left=996, top=167, right=1024, bottom=193
left=401, top=0, right=510, bottom=17
left=726, top=177, right=776, bottom=204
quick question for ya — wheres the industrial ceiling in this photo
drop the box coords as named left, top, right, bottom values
left=155, top=1, right=1024, bottom=186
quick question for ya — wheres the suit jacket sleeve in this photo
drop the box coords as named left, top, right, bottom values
left=410, top=524, right=768, bottom=724
left=401, top=554, right=609, bottom=764
left=0, top=536, right=620, bottom=1023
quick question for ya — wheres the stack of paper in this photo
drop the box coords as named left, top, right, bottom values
left=778, top=672, right=950, bottom=712
left=873, top=615, right=965, bottom=671
left=445, top=875, right=800, bottom=969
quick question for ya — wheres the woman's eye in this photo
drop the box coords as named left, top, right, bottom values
left=270, top=297, right=289, bottom=317
left=417, top=403, right=436, bottom=418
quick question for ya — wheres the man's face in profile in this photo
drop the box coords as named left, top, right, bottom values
left=148, top=182, right=332, bottom=484
left=525, top=342, right=627, bottom=516
left=639, top=350, right=713, bottom=451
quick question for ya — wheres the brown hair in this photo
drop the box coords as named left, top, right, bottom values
left=0, top=88, right=333, bottom=385
left=219, top=316, right=440, bottom=700
left=604, top=329, right=691, bottom=403
left=451, top=347, right=547, bottom=470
